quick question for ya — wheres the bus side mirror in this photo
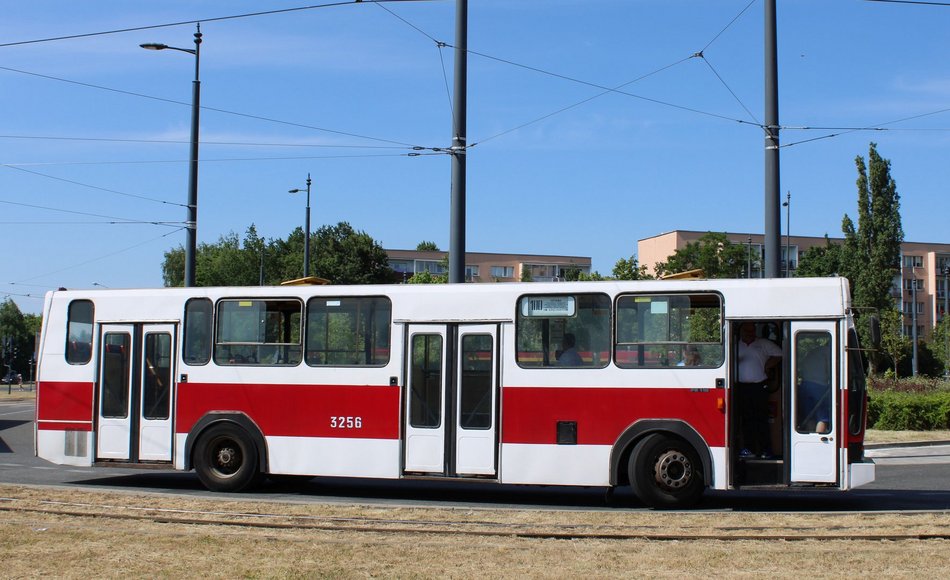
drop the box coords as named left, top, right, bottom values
left=868, top=315, right=881, bottom=349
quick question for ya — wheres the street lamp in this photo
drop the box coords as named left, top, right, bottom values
left=289, top=174, right=312, bottom=278
left=747, top=235, right=752, bottom=278
left=141, top=23, right=202, bottom=287
left=911, top=267, right=919, bottom=377
left=782, top=191, right=790, bottom=277
left=944, top=264, right=949, bottom=377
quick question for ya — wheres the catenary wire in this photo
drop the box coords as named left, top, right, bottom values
left=2, top=165, right=186, bottom=207
left=0, top=65, right=427, bottom=150
left=0, top=0, right=435, bottom=48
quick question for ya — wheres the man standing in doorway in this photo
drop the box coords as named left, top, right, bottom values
left=737, top=322, right=782, bottom=459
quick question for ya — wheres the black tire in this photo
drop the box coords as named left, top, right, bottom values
left=193, top=423, right=262, bottom=492
left=628, top=433, right=704, bottom=509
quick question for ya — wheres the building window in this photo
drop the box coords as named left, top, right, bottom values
left=491, top=266, right=514, bottom=278
left=904, top=255, right=923, bottom=268
left=465, top=265, right=479, bottom=280
left=904, top=278, right=924, bottom=291
left=416, top=260, right=446, bottom=275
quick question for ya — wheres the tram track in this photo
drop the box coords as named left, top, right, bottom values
left=3, top=496, right=950, bottom=542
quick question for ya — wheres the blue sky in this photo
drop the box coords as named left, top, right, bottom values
left=2, top=0, right=948, bottom=315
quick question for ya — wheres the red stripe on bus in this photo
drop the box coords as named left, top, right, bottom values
left=501, top=386, right=726, bottom=447
left=37, top=421, right=92, bottom=432
left=36, top=381, right=94, bottom=424
left=176, top=382, right=400, bottom=440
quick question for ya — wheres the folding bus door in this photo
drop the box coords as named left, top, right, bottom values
left=96, top=323, right=176, bottom=463
left=789, top=321, right=838, bottom=483
left=403, top=323, right=499, bottom=477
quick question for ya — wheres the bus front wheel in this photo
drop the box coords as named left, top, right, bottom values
left=194, top=423, right=262, bottom=492
left=628, top=433, right=704, bottom=509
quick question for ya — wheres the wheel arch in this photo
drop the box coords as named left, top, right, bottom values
left=609, top=419, right=712, bottom=487
left=183, top=411, right=268, bottom=474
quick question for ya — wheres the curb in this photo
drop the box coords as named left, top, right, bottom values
left=865, top=439, right=950, bottom=450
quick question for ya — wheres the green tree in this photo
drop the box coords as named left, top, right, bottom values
left=562, top=267, right=582, bottom=282
left=654, top=232, right=751, bottom=279
left=416, top=241, right=440, bottom=252
left=406, top=270, right=446, bottom=284
left=520, top=265, right=533, bottom=282
left=612, top=255, right=651, bottom=280
left=162, top=222, right=393, bottom=286
left=795, top=235, right=843, bottom=278
left=312, top=222, right=394, bottom=285
left=0, top=299, right=34, bottom=379
left=841, top=143, right=904, bottom=373
left=877, top=308, right=910, bottom=375
left=930, top=316, right=949, bottom=375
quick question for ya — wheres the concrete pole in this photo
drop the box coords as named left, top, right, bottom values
left=763, top=0, right=781, bottom=279
left=449, top=0, right=468, bottom=284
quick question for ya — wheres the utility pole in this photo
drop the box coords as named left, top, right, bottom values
left=763, top=0, right=781, bottom=278
left=912, top=269, right=919, bottom=377
left=448, top=0, right=468, bottom=284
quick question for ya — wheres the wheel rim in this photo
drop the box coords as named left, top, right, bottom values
left=653, top=449, right=693, bottom=490
left=209, top=438, right=243, bottom=478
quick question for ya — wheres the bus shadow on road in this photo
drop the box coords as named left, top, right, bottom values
left=68, top=472, right=950, bottom=512
left=0, top=420, right=31, bottom=454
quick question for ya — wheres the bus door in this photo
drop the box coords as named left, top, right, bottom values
left=403, top=324, right=499, bottom=477
left=789, top=321, right=838, bottom=483
left=96, top=323, right=176, bottom=463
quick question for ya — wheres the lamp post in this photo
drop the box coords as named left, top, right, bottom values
left=141, top=23, right=202, bottom=287
left=911, top=268, right=919, bottom=377
left=747, top=235, right=753, bottom=278
left=289, top=174, right=312, bottom=278
left=782, top=191, right=790, bottom=277
left=944, top=264, right=949, bottom=377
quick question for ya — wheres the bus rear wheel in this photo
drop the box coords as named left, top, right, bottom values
left=628, top=433, right=704, bottom=509
left=194, top=423, right=262, bottom=492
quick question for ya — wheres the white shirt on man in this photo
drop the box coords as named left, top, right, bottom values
left=737, top=337, right=781, bottom=383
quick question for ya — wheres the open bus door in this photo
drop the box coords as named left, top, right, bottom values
left=95, top=323, right=176, bottom=463
left=403, top=323, right=499, bottom=477
left=788, top=321, right=838, bottom=483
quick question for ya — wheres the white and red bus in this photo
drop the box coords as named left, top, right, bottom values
left=34, top=277, right=875, bottom=508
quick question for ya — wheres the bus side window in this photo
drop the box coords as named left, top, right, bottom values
left=614, top=293, right=723, bottom=369
left=515, top=294, right=610, bottom=369
left=66, top=299, right=94, bottom=365
left=183, top=298, right=212, bottom=366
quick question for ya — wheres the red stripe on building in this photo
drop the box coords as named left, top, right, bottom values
left=36, top=381, right=94, bottom=425
left=176, top=382, right=401, bottom=440
left=501, top=386, right=726, bottom=447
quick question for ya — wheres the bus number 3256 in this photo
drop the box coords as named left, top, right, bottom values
left=330, top=416, right=362, bottom=429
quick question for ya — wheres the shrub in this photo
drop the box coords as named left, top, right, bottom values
left=868, top=389, right=950, bottom=430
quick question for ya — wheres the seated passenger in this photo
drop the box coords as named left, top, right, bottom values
left=677, top=346, right=701, bottom=367
left=555, top=333, right=583, bottom=366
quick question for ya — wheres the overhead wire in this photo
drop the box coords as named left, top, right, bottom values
left=0, top=198, right=183, bottom=228
left=371, top=2, right=456, bottom=138
left=0, top=134, right=418, bottom=150
left=2, top=165, right=186, bottom=207
left=0, top=0, right=434, bottom=48
left=0, top=65, right=427, bottom=150
left=9, top=228, right=187, bottom=287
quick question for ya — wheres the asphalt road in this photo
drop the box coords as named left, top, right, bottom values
left=4, top=398, right=950, bottom=512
